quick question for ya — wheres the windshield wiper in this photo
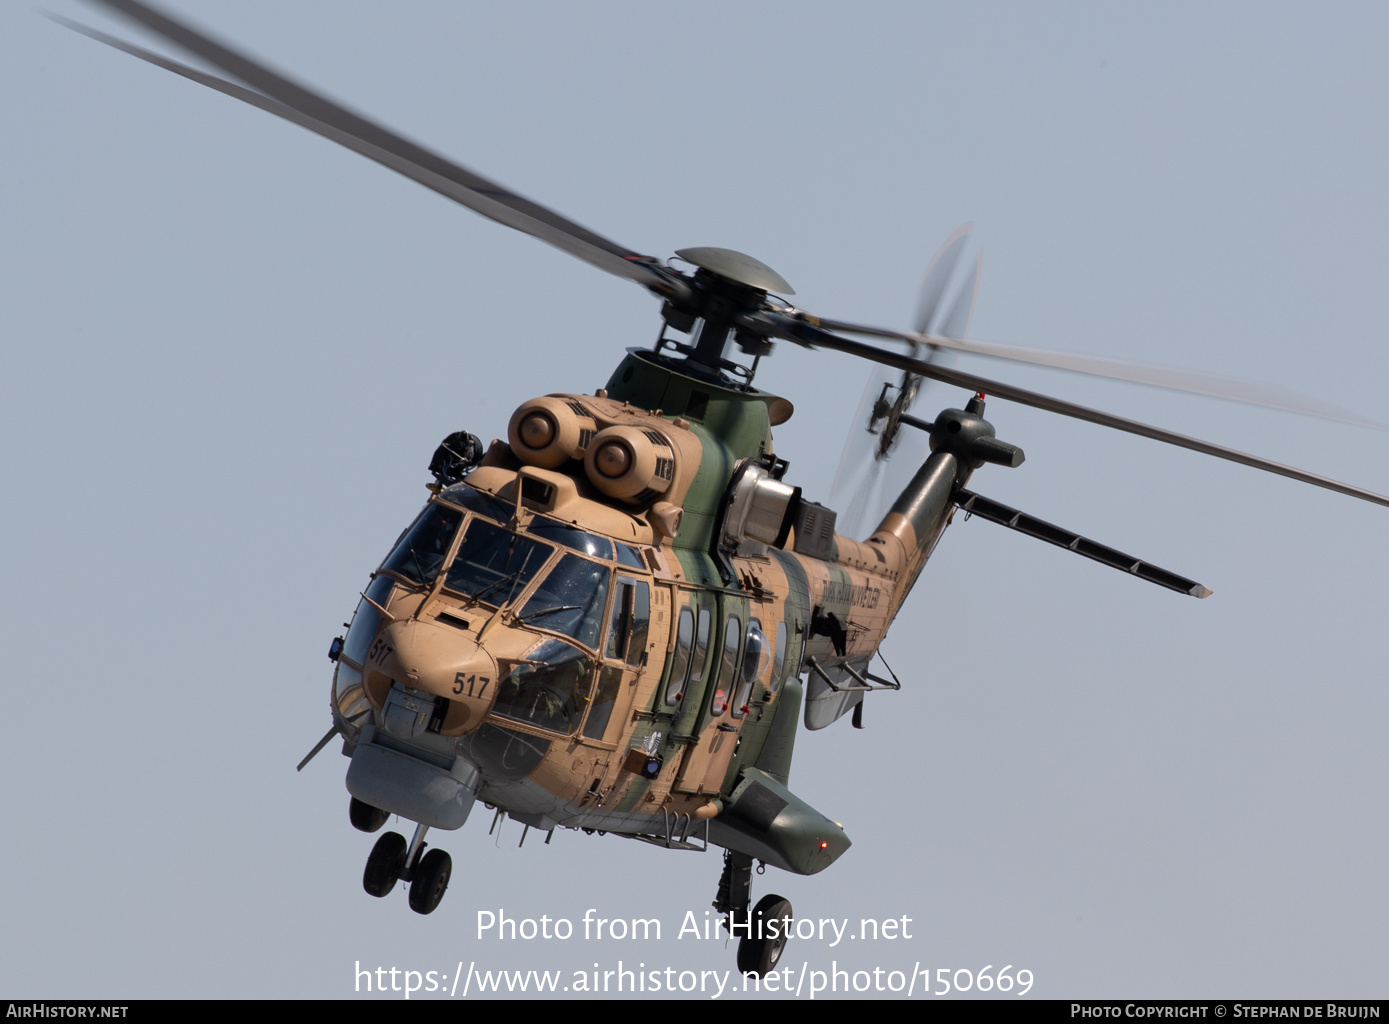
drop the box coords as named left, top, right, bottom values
left=514, top=604, right=581, bottom=625
left=466, top=568, right=526, bottom=608
left=408, top=545, right=430, bottom=584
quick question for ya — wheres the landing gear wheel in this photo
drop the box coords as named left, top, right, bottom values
left=737, top=894, right=793, bottom=977
left=409, top=848, right=452, bottom=915
left=349, top=797, right=390, bottom=833
left=362, top=831, right=407, bottom=898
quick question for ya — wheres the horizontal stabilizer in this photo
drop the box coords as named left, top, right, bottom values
left=955, top=490, right=1211, bottom=598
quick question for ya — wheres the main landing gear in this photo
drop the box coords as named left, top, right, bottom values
left=354, top=800, right=452, bottom=915
left=714, top=850, right=793, bottom=977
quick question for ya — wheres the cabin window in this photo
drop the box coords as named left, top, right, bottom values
left=663, top=606, right=694, bottom=706
left=709, top=614, right=742, bottom=716
left=604, top=577, right=650, bottom=666
left=731, top=619, right=768, bottom=718
left=379, top=503, right=462, bottom=585
left=688, top=605, right=712, bottom=688
left=515, top=554, right=610, bottom=649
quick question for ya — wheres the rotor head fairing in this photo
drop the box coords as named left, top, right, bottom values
left=675, top=248, right=794, bottom=295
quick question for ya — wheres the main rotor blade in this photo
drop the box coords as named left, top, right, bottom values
left=811, top=316, right=1386, bottom=432
left=60, top=1, right=688, bottom=301
left=752, top=311, right=1389, bottom=509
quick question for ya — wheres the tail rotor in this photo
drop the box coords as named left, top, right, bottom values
left=830, top=225, right=982, bottom=534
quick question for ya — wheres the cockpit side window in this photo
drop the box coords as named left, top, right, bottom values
left=604, top=577, right=650, bottom=666
left=582, top=664, right=623, bottom=741
left=334, top=574, right=395, bottom=720
left=379, top=503, right=462, bottom=585
left=342, top=574, right=395, bottom=667
left=580, top=577, right=650, bottom=742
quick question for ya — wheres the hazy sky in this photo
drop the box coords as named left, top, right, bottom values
left=3, top=0, right=1387, bottom=1000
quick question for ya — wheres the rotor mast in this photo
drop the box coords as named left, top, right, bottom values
left=670, top=248, right=794, bottom=374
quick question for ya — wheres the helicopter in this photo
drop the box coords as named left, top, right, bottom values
left=56, top=0, right=1389, bottom=982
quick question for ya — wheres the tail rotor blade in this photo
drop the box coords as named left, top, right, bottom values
left=914, top=222, right=973, bottom=335
left=832, top=229, right=979, bottom=534
left=937, top=252, right=982, bottom=342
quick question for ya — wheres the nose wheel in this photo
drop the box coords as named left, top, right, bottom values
left=360, top=822, right=452, bottom=914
